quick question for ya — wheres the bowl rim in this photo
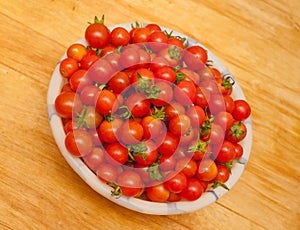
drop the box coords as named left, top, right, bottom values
left=47, top=22, right=252, bottom=215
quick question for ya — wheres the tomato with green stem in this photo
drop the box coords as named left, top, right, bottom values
left=85, top=15, right=110, bottom=48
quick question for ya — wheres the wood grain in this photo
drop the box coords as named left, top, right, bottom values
left=0, top=0, right=299, bottom=229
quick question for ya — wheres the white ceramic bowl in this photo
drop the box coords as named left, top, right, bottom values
left=47, top=23, right=252, bottom=215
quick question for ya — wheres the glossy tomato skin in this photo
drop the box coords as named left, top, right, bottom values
left=110, top=27, right=130, bottom=47
left=154, top=66, right=176, bottom=83
left=119, top=47, right=140, bottom=68
left=215, top=164, right=230, bottom=183
left=179, top=178, right=204, bottom=201
left=165, top=102, right=185, bottom=120
left=196, top=160, right=218, bottom=182
left=96, top=89, right=118, bottom=116
left=126, top=93, right=150, bottom=118
left=88, top=59, right=114, bottom=84
left=169, top=114, right=191, bottom=136
left=59, top=57, right=79, bottom=78
left=80, top=54, right=99, bottom=70
left=141, top=116, right=164, bottom=140
left=119, top=120, right=144, bottom=145
left=233, top=143, right=244, bottom=159
left=105, top=142, right=128, bottom=165
left=225, top=121, right=247, bottom=143
left=164, top=171, right=187, bottom=193
left=82, top=147, right=105, bottom=171
left=69, top=69, right=92, bottom=92
left=117, top=170, right=143, bottom=197
left=146, top=183, right=170, bottom=202
left=186, top=105, right=205, bottom=127
left=65, top=129, right=93, bottom=157
left=175, top=158, right=197, bottom=178
left=96, top=163, right=118, bottom=183
left=79, top=85, right=100, bottom=105
left=67, top=43, right=88, bottom=62
left=131, top=27, right=151, bottom=43
left=184, top=45, right=207, bottom=70
left=97, top=118, right=123, bottom=143
left=85, top=22, right=110, bottom=48
left=174, top=80, right=197, bottom=106
left=133, top=140, right=158, bottom=166
left=232, top=99, right=251, bottom=121
left=157, top=132, right=179, bottom=157
left=108, top=71, right=130, bottom=94
left=216, top=140, right=236, bottom=163
left=55, top=91, right=83, bottom=119
left=214, top=111, right=234, bottom=131
left=149, top=81, right=173, bottom=107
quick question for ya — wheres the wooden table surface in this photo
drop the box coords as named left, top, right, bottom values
left=1, top=0, right=299, bottom=229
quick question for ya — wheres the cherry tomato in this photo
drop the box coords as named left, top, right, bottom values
left=184, top=45, right=208, bottom=70
left=95, top=89, right=118, bottom=116
left=119, top=120, right=144, bottom=145
left=88, top=59, right=114, bottom=84
left=131, top=68, right=155, bottom=84
left=175, top=157, right=197, bottom=178
left=59, top=57, right=79, bottom=78
left=159, top=155, right=176, bottom=171
left=55, top=91, right=83, bottom=119
left=195, top=87, right=210, bottom=108
left=80, top=54, right=99, bottom=70
left=105, top=142, right=128, bottom=165
left=131, top=27, right=151, bottom=43
left=145, top=23, right=161, bottom=33
left=164, top=171, right=187, bottom=193
left=67, top=43, right=88, bottom=62
left=154, top=66, right=176, bottom=83
left=105, top=52, right=121, bottom=70
left=79, top=85, right=100, bottom=105
left=186, top=105, right=205, bottom=127
left=97, top=118, right=123, bottom=143
left=133, top=140, right=158, bottom=166
left=215, top=164, right=230, bottom=183
left=179, top=178, right=204, bottom=201
left=216, top=140, right=236, bottom=163
left=110, top=27, right=130, bottom=47
left=108, top=71, right=130, bottom=94
left=165, top=102, right=185, bottom=120
left=233, top=143, right=244, bottom=159
left=149, top=81, right=173, bottom=107
left=65, top=129, right=93, bottom=157
left=82, top=147, right=105, bottom=171
left=214, top=111, right=234, bottom=131
left=167, top=37, right=184, bottom=49
left=141, top=116, right=164, bottom=140
left=209, top=123, right=225, bottom=145
left=174, top=80, right=196, bottom=106
left=126, top=93, right=150, bottom=118
left=69, top=69, right=92, bottom=92
left=232, top=99, right=251, bottom=121
left=79, top=106, right=103, bottom=129
left=85, top=18, right=110, bottom=48
left=223, top=95, right=235, bottom=113
left=117, top=170, right=143, bottom=197
left=96, top=163, right=118, bottom=183
left=148, top=31, right=168, bottom=52
left=169, top=114, right=191, bottom=136
left=196, top=159, right=218, bottom=182
left=158, top=46, right=181, bottom=67
left=146, top=183, right=170, bottom=202
left=149, top=56, right=168, bottom=72
left=225, top=121, right=247, bottom=143
left=157, top=132, right=179, bottom=157
left=119, top=47, right=140, bottom=68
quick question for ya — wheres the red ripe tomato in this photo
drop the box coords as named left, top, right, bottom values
left=79, top=85, right=100, bottom=105
left=148, top=31, right=168, bottom=52
left=135, top=48, right=151, bottom=69
left=216, top=140, right=236, bottom=163
left=232, top=100, right=251, bottom=121
left=159, top=155, right=176, bottom=171
left=233, top=143, right=244, bottom=159
left=105, top=142, right=128, bottom=165
left=186, top=105, right=206, bottom=127
left=61, top=83, right=73, bottom=93
left=133, top=140, right=158, bottom=166
left=154, top=66, right=176, bottom=83
left=141, top=116, right=164, bottom=140
left=225, top=121, right=247, bottom=143
left=208, top=94, right=226, bottom=115
left=157, top=132, right=179, bottom=157
left=55, top=91, right=83, bottom=119
left=65, top=129, right=93, bottom=157
left=169, top=114, right=191, bottom=136
left=149, top=56, right=168, bottom=72
left=110, top=27, right=130, bottom=47
left=96, top=163, right=118, bottom=183
left=196, top=159, right=218, bottom=182
left=85, top=18, right=110, bottom=48
left=145, top=23, right=161, bottom=33
left=80, top=54, right=99, bottom=70
left=95, top=89, right=118, bottom=116
left=131, top=68, right=155, bottom=84
left=105, top=52, right=121, bottom=70
left=164, top=171, right=187, bottom=193
left=215, top=164, right=230, bottom=183
left=146, top=183, right=170, bottom=202
left=149, top=81, right=173, bottom=107
left=108, top=71, right=130, bottom=94
left=223, top=95, right=235, bottom=113
left=179, top=178, right=204, bottom=201
left=69, top=69, right=92, bottom=92
left=174, top=80, right=197, bottom=106
left=67, top=43, right=88, bottom=62
left=131, top=27, right=151, bottom=43
left=165, top=102, right=185, bottom=120
left=97, top=118, right=123, bottom=143
left=175, top=158, right=197, bottom=178
left=59, top=57, right=79, bottom=78
left=167, top=37, right=185, bottom=49
left=88, top=59, right=114, bottom=84
left=119, top=47, right=140, bottom=68
left=209, top=123, right=225, bottom=145
left=195, top=87, right=210, bottom=108
left=199, top=79, right=219, bottom=95
left=126, top=93, right=150, bottom=118
left=184, top=45, right=208, bottom=69
left=82, top=147, right=105, bottom=171
left=99, top=45, right=116, bottom=57
left=214, top=111, right=234, bottom=131
left=158, top=46, right=182, bottom=67
left=117, top=170, right=143, bottom=197
left=119, top=120, right=144, bottom=144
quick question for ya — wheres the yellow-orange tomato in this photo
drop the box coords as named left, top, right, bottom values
left=196, top=159, right=218, bottom=182
left=67, top=43, right=88, bottom=62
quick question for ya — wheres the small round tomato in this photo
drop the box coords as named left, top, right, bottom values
left=175, top=157, right=197, bottom=178
left=184, top=45, right=207, bottom=70
left=216, top=140, right=236, bottom=163
left=108, top=71, right=130, bottom=94
left=164, top=171, right=187, bottom=193
left=215, top=164, right=230, bottom=183
left=80, top=106, right=103, bottom=129
left=214, top=111, right=234, bottom=131
left=96, top=163, right=118, bottom=183
left=65, top=129, right=93, bottom=157
left=79, top=85, right=100, bottom=105
left=105, top=142, right=128, bottom=165
left=158, top=46, right=181, bottom=67
left=85, top=18, right=110, bottom=48
left=148, top=31, right=168, bottom=52
left=167, top=37, right=184, bottom=49
left=119, top=120, right=144, bottom=145
left=223, top=95, right=235, bottom=113
left=196, top=159, right=218, bottom=182
left=174, top=80, right=197, bottom=106
left=146, top=183, right=170, bottom=202
left=59, top=57, right=79, bottom=78
left=80, top=54, right=99, bottom=70
left=119, top=47, right=140, bottom=68
left=95, top=89, right=118, bottom=116
left=97, top=118, right=123, bottom=143
left=159, top=155, right=176, bottom=171
left=141, top=116, right=164, bottom=140
left=154, top=66, right=176, bottom=83
left=82, top=147, right=105, bottom=171
left=195, top=87, right=210, bottom=108
left=232, top=99, right=251, bottom=121
left=110, top=27, right=130, bottom=47
left=145, top=23, right=161, bottom=33
left=157, top=132, right=179, bottom=157
left=208, top=94, right=226, bottom=115
left=233, top=143, right=244, bottom=159
left=186, top=105, right=205, bottom=127
left=88, top=59, right=114, bottom=84
left=133, top=140, right=158, bottom=166
left=179, top=178, right=204, bottom=201
left=117, top=170, right=143, bottom=197
left=149, top=56, right=168, bottom=72
left=131, top=67, right=155, bottom=84
left=149, top=81, right=173, bottom=107
left=105, top=52, right=121, bottom=70
left=225, top=121, right=247, bottom=143
left=209, top=123, right=225, bottom=145
left=131, top=27, right=151, bottom=43
left=55, top=91, right=83, bottom=119
left=169, top=114, right=191, bottom=136
left=126, top=93, right=150, bottom=118
left=67, top=43, right=88, bottom=62
left=165, top=102, right=185, bottom=120
left=69, top=69, right=92, bottom=92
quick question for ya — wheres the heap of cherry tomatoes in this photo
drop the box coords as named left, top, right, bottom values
left=54, top=16, right=251, bottom=202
